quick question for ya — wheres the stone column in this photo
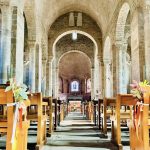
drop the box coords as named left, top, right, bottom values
left=42, top=59, right=47, bottom=96
left=131, top=9, right=144, bottom=82
left=122, top=44, right=128, bottom=93
left=28, top=41, right=36, bottom=92
left=98, top=57, right=104, bottom=98
left=46, top=57, right=53, bottom=96
left=55, top=67, right=59, bottom=98
left=112, top=44, right=117, bottom=96
left=91, top=67, right=95, bottom=100
left=10, top=6, right=24, bottom=84
left=144, top=4, right=150, bottom=80
left=85, top=78, right=87, bottom=93
left=116, top=43, right=127, bottom=94
left=104, top=59, right=112, bottom=97
left=0, top=6, right=11, bottom=83
left=35, top=44, right=42, bottom=92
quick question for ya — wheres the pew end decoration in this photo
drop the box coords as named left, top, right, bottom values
left=130, top=80, right=150, bottom=102
left=129, top=80, right=150, bottom=150
left=4, top=78, right=30, bottom=150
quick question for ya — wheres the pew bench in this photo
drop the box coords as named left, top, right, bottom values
left=43, top=96, right=53, bottom=136
left=0, top=88, right=30, bottom=150
left=27, top=93, right=48, bottom=150
left=101, top=98, right=116, bottom=135
left=110, top=94, right=136, bottom=150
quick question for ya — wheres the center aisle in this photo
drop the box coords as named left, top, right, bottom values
left=43, top=112, right=118, bottom=150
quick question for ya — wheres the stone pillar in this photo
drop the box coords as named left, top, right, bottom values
left=46, top=57, right=53, bottom=96
left=28, top=41, right=36, bottom=92
left=91, top=67, right=95, bottom=100
left=104, top=59, right=112, bottom=97
left=63, top=79, right=68, bottom=93
left=116, top=43, right=127, bottom=94
left=131, top=9, right=144, bottom=82
left=10, top=6, right=24, bottom=84
left=98, top=57, right=104, bottom=98
left=42, top=59, right=47, bottom=96
left=54, top=67, right=59, bottom=98
left=122, top=44, right=128, bottom=93
left=0, top=6, right=11, bottom=83
left=112, top=44, right=117, bottom=96
left=144, top=4, right=150, bottom=80
left=35, top=44, right=42, bottom=92
left=85, top=78, right=87, bottom=93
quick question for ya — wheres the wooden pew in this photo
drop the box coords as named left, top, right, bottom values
left=43, top=96, right=53, bottom=137
left=98, top=99, right=103, bottom=130
left=101, top=98, right=116, bottom=135
left=52, top=99, right=60, bottom=130
left=0, top=88, right=30, bottom=150
left=93, top=100, right=98, bottom=126
left=60, top=100, right=66, bottom=122
left=86, top=101, right=94, bottom=122
left=27, top=93, right=48, bottom=149
left=111, top=94, right=136, bottom=149
left=0, top=89, right=14, bottom=150
left=129, top=92, right=150, bottom=150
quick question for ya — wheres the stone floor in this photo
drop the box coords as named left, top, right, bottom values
left=0, top=112, right=130, bottom=150
left=42, top=112, right=129, bottom=150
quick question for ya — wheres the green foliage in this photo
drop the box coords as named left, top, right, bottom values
left=5, top=78, right=29, bottom=102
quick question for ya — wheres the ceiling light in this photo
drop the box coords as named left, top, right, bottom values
left=72, top=32, right=77, bottom=40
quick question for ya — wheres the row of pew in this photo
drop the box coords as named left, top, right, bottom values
left=86, top=93, right=150, bottom=150
left=0, top=85, right=67, bottom=150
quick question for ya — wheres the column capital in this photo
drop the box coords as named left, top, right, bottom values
left=42, top=59, right=47, bottom=64
left=97, top=56, right=103, bottom=62
left=48, top=55, right=53, bottom=61
left=28, top=40, right=36, bottom=48
left=0, top=4, right=9, bottom=13
left=103, top=59, right=111, bottom=65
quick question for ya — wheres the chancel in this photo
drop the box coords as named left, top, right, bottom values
left=0, top=0, right=150, bottom=150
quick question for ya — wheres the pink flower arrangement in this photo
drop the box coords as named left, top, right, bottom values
left=130, top=80, right=150, bottom=101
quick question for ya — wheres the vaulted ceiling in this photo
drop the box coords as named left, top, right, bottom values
left=59, top=52, right=91, bottom=80
left=42, top=0, right=119, bottom=33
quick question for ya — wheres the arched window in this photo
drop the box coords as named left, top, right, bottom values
left=87, top=78, right=91, bottom=93
left=71, top=80, right=79, bottom=92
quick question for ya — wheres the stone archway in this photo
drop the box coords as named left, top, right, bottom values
left=58, top=51, right=92, bottom=99
left=50, top=32, right=99, bottom=99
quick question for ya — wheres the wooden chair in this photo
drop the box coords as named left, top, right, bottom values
left=111, top=94, right=136, bottom=149
left=129, top=92, right=150, bottom=150
left=27, top=93, right=48, bottom=149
